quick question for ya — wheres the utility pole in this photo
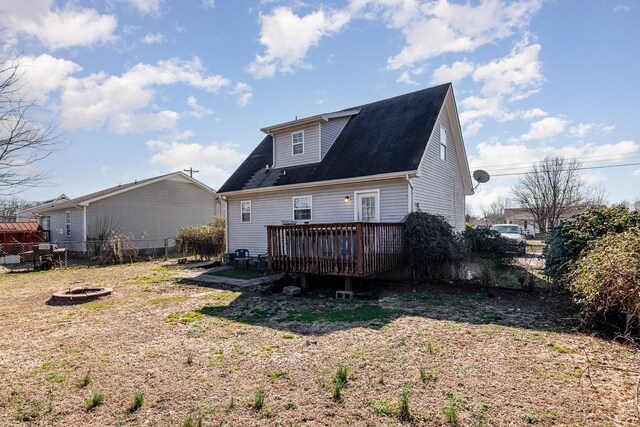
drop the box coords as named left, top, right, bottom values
left=183, top=167, right=199, bottom=178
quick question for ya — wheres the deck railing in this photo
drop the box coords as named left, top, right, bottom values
left=267, top=222, right=404, bottom=276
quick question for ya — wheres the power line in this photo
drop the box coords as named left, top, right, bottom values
left=474, top=150, right=640, bottom=170
left=483, top=155, right=640, bottom=173
left=490, top=161, right=640, bottom=177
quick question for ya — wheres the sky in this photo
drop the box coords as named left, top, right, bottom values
left=1, top=0, right=639, bottom=215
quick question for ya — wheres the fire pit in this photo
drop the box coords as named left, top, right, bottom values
left=51, top=287, right=112, bottom=303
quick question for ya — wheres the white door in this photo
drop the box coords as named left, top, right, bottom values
left=356, top=191, right=379, bottom=222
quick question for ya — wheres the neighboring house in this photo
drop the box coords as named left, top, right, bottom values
left=218, top=83, right=474, bottom=258
left=18, top=172, right=223, bottom=248
left=503, top=205, right=604, bottom=237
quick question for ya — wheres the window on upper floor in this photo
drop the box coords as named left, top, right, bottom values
left=439, top=126, right=447, bottom=161
left=292, top=131, right=304, bottom=155
left=293, top=196, right=312, bottom=221
left=241, top=201, right=251, bottom=223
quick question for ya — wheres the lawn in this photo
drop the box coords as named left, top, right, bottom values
left=0, top=261, right=638, bottom=426
left=205, top=266, right=271, bottom=280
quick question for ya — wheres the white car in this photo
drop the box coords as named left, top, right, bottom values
left=490, top=224, right=526, bottom=253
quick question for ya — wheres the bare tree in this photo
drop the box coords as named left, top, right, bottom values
left=0, top=55, right=61, bottom=195
left=0, top=196, right=36, bottom=221
left=511, top=156, right=587, bottom=234
left=481, top=196, right=512, bottom=225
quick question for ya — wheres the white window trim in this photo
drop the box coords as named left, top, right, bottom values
left=353, top=189, right=381, bottom=222
left=440, top=125, right=447, bottom=161
left=240, top=200, right=251, bottom=223
left=65, top=211, right=71, bottom=236
left=292, top=195, right=312, bottom=222
left=292, top=130, right=304, bottom=155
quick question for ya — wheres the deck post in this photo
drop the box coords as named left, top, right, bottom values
left=356, top=223, right=364, bottom=275
left=267, top=226, right=273, bottom=271
left=300, top=273, right=309, bottom=291
left=344, top=276, right=353, bottom=292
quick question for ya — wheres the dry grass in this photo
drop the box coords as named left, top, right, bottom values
left=0, top=261, right=638, bottom=426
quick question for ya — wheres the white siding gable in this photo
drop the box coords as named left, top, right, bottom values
left=320, top=117, right=350, bottom=159
left=412, top=100, right=466, bottom=231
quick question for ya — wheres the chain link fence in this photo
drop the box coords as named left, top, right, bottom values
left=0, top=237, right=184, bottom=271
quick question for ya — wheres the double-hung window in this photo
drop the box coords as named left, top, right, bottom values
left=293, top=196, right=312, bottom=221
left=241, top=201, right=251, bottom=223
left=439, top=126, right=447, bottom=161
left=65, top=211, right=71, bottom=236
left=292, top=131, right=304, bottom=155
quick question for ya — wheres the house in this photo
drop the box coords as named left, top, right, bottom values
left=18, top=172, right=223, bottom=249
left=503, top=204, right=604, bottom=237
left=217, top=83, right=473, bottom=277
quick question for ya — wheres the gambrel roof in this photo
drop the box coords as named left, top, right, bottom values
left=218, top=83, right=472, bottom=194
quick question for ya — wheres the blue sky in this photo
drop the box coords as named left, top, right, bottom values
left=1, top=0, right=638, bottom=214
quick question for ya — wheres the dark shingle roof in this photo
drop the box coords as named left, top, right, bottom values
left=218, top=83, right=451, bottom=193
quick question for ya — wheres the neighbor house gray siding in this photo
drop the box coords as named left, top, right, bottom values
left=273, top=124, right=320, bottom=168
left=86, top=179, right=217, bottom=246
left=412, top=105, right=466, bottom=231
left=321, top=117, right=350, bottom=159
left=46, top=208, right=83, bottom=243
left=227, top=179, right=409, bottom=255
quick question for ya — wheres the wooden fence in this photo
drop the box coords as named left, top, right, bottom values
left=267, top=222, right=404, bottom=276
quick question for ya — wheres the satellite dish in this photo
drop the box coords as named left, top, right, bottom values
left=472, top=169, right=490, bottom=184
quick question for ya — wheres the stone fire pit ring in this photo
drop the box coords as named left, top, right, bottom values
left=51, top=287, right=113, bottom=303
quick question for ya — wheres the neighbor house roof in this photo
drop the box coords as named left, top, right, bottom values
left=19, top=172, right=217, bottom=216
left=0, top=222, right=41, bottom=233
left=503, top=205, right=606, bottom=222
left=218, top=83, right=463, bottom=194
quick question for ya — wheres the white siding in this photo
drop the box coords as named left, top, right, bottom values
left=47, top=208, right=83, bottom=243
left=274, top=125, right=320, bottom=168
left=227, top=179, right=409, bottom=255
left=85, top=179, right=217, bottom=246
left=412, top=105, right=466, bottom=231
left=321, top=117, right=349, bottom=159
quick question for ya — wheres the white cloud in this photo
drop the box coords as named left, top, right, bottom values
left=201, top=0, right=215, bottom=9
left=522, top=108, right=547, bottom=119
left=613, top=4, right=631, bottom=13
left=464, top=121, right=484, bottom=137
left=569, top=122, right=617, bottom=138
left=520, top=117, right=566, bottom=141
left=146, top=138, right=247, bottom=187
left=14, top=54, right=82, bottom=103
left=246, top=6, right=350, bottom=79
left=61, top=57, right=230, bottom=133
left=0, top=0, right=117, bottom=50
left=369, top=0, right=542, bottom=71
left=396, top=70, right=418, bottom=85
left=472, top=39, right=543, bottom=100
left=232, top=82, right=253, bottom=106
left=184, top=96, right=214, bottom=118
left=431, top=60, right=474, bottom=84
left=142, top=32, right=165, bottom=44
left=126, top=0, right=163, bottom=16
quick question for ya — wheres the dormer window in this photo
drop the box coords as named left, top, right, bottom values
left=292, top=131, right=304, bottom=155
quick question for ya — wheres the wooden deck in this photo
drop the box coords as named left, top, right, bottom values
left=267, top=222, right=405, bottom=277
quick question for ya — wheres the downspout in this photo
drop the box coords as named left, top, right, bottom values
left=78, top=203, right=88, bottom=243
left=405, top=174, right=414, bottom=214
left=223, top=196, right=229, bottom=254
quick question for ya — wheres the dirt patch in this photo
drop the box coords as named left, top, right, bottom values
left=0, top=261, right=638, bottom=426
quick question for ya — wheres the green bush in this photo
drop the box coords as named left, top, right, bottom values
left=462, top=227, right=515, bottom=267
left=175, top=216, right=225, bottom=260
left=403, top=210, right=464, bottom=280
left=545, top=206, right=640, bottom=282
left=568, top=229, right=640, bottom=336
